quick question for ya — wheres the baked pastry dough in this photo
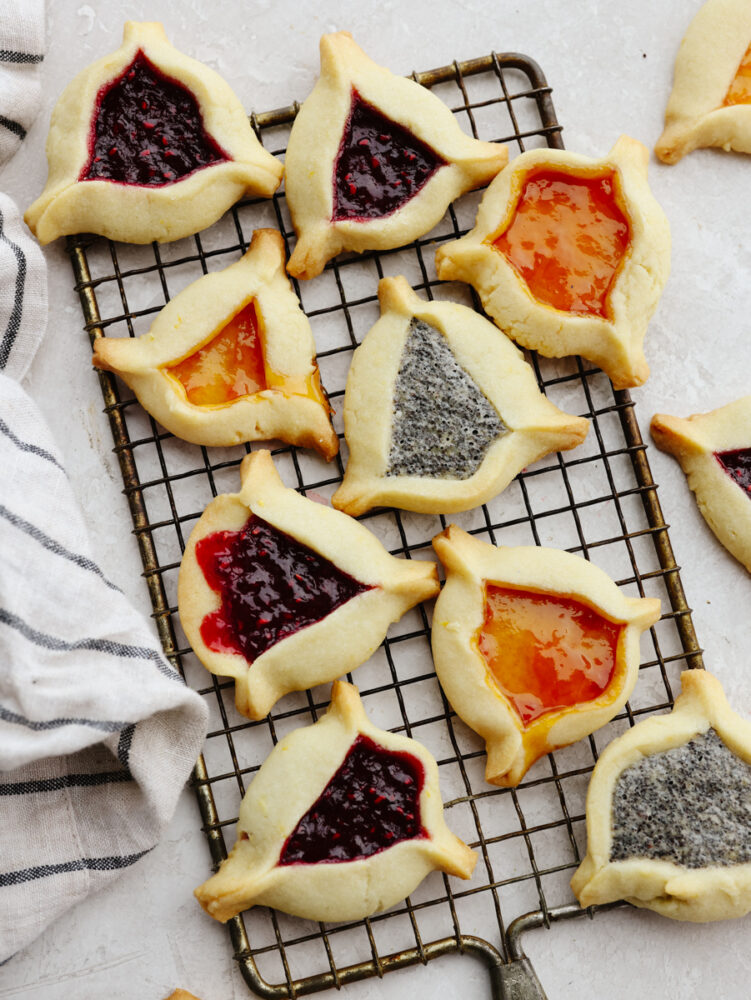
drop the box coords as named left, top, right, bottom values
left=435, top=136, right=670, bottom=390
left=178, top=450, right=439, bottom=719
left=572, top=670, right=751, bottom=922
left=164, top=993, right=201, bottom=1000
left=93, top=229, right=338, bottom=458
left=431, top=525, right=661, bottom=787
left=331, top=276, right=589, bottom=516
left=284, top=32, right=508, bottom=279
left=25, top=21, right=282, bottom=245
left=651, top=396, right=751, bottom=573
left=195, top=680, right=476, bottom=923
left=655, top=0, right=751, bottom=164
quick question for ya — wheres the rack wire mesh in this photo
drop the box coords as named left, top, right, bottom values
left=66, top=51, right=703, bottom=999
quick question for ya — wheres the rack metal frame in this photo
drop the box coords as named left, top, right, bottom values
left=67, top=51, right=703, bottom=1000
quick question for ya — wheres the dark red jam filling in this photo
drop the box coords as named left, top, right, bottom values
left=82, top=51, right=228, bottom=186
left=196, top=513, right=373, bottom=663
left=332, top=90, right=445, bottom=221
left=716, top=447, right=751, bottom=495
left=279, top=734, right=426, bottom=865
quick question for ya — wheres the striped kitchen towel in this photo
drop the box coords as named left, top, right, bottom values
left=0, top=2, right=208, bottom=964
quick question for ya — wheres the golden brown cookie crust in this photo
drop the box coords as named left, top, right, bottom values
left=93, top=229, right=338, bottom=458
left=651, top=395, right=751, bottom=573
left=435, top=136, right=671, bottom=390
left=572, top=670, right=751, bottom=921
left=284, top=32, right=508, bottom=279
left=655, top=0, right=751, bottom=164
left=178, top=450, right=439, bottom=720
left=431, top=525, right=661, bottom=787
left=25, top=21, right=282, bottom=244
left=194, top=680, right=476, bottom=923
left=331, top=276, right=589, bottom=516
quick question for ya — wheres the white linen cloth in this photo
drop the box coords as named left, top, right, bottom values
left=0, top=1, right=208, bottom=963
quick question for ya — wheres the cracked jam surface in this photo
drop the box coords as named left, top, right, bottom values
left=611, top=728, right=751, bottom=867
left=724, top=44, right=751, bottom=106
left=166, top=301, right=266, bottom=406
left=491, top=170, right=630, bottom=317
left=83, top=51, right=227, bottom=185
left=333, top=91, right=445, bottom=221
left=279, top=734, right=426, bottom=864
left=477, top=585, right=621, bottom=726
left=715, top=447, right=751, bottom=495
left=196, top=514, right=373, bottom=662
left=387, top=318, right=506, bottom=480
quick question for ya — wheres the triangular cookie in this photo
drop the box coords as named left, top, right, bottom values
left=93, top=228, right=338, bottom=458
left=178, top=450, right=439, bottom=720
left=431, top=526, right=660, bottom=787
left=651, top=395, right=751, bottom=572
left=25, top=21, right=282, bottom=244
left=285, top=32, right=507, bottom=279
left=655, top=0, right=751, bottom=163
left=435, top=136, right=671, bottom=389
left=572, top=670, right=751, bottom=921
left=332, top=276, right=589, bottom=516
left=195, top=680, right=476, bottom=922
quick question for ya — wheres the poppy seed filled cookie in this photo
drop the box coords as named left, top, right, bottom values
left=610, top=728, right=751, bottom=868
left=387, top=319, right=506, bottom=480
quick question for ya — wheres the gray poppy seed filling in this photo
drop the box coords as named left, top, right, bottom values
left=386, top=318, right=507, bottom=480
left=610, top=728, right=751, bottom=869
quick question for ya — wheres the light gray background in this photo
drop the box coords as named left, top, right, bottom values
left=2, top=1, right=750, bottom=998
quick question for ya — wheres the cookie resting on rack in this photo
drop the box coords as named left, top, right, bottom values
left=651, top=395, right=751, bottom=573
left=178, top=450, right=439, bottom=720
left=331, top=276, right=589, bottom=516
left=572, top=670, right=751, bottom=922
left=431, top=526, right=661, bottom=787
left=283, top=32, right=508, bottom=279
left=92, top=229, right=338, bottom=458
left=655, top=0, right=751, bottom=163
left=435, top=136, right=670, bottom=389
left=25, top=21, right=282, bottom=244
left=194, top=680, right=476, bottom=923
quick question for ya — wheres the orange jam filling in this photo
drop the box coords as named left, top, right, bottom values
left=167, top=300, right=267, bottom=406
left=490, top=170, right=630, bottom=318
left=476, top=584, right=622, bottom=726
left=165, top=301, right=330, bottom=410
left=724, top=43, right=751, bottom=106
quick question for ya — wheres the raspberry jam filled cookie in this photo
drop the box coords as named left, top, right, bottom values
left=284, top=32, right=507, bottom=279
left=195, top=680, right=476, bottom=922
left=26, top=22, right=282, bottom=244
left=178, top=450, right=439, bottom=719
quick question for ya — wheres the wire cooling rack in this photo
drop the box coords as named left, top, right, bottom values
left=67, top=52, right=703, bottom=1000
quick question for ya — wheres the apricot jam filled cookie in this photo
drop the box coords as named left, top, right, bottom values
left=195, top=680, right=476, bottom=923
left=651, top=395, right=751, bottom=573
left=178, top=450, right=439, bottom=719
left=25, top=22, right=282, bottom=244
left=572, top=671, right=751, bottom=922
left=431, top=526, right=660, bottom=787
left=656, top=0, right=751, bottom=163
left=93, top=229, right=337, bottom=457
left=284, top=32, right=507, bottom=279
left=435, top=136, right=670, bottom=389
left=331, top=276, right=588, bottom=516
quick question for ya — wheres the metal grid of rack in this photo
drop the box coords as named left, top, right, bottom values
left=67, top=51, right=703, bottom=1000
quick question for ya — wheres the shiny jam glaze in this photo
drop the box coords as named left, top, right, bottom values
left=476, top=584, right=622, bottom=726
left=196, top=514, right=373, bottom=662
left=724, top=44, right=751, bottom=106
left=166, top=300, right=266, bottom=406
left=490, top=170, right=630, bottom=317
left=82, top=51, right=227, bottom=186
left=279, top=734, right=426, bottom=865
left=333, top=90, right=445, bottom=221
left=715, top=447, right=751, bottom=495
